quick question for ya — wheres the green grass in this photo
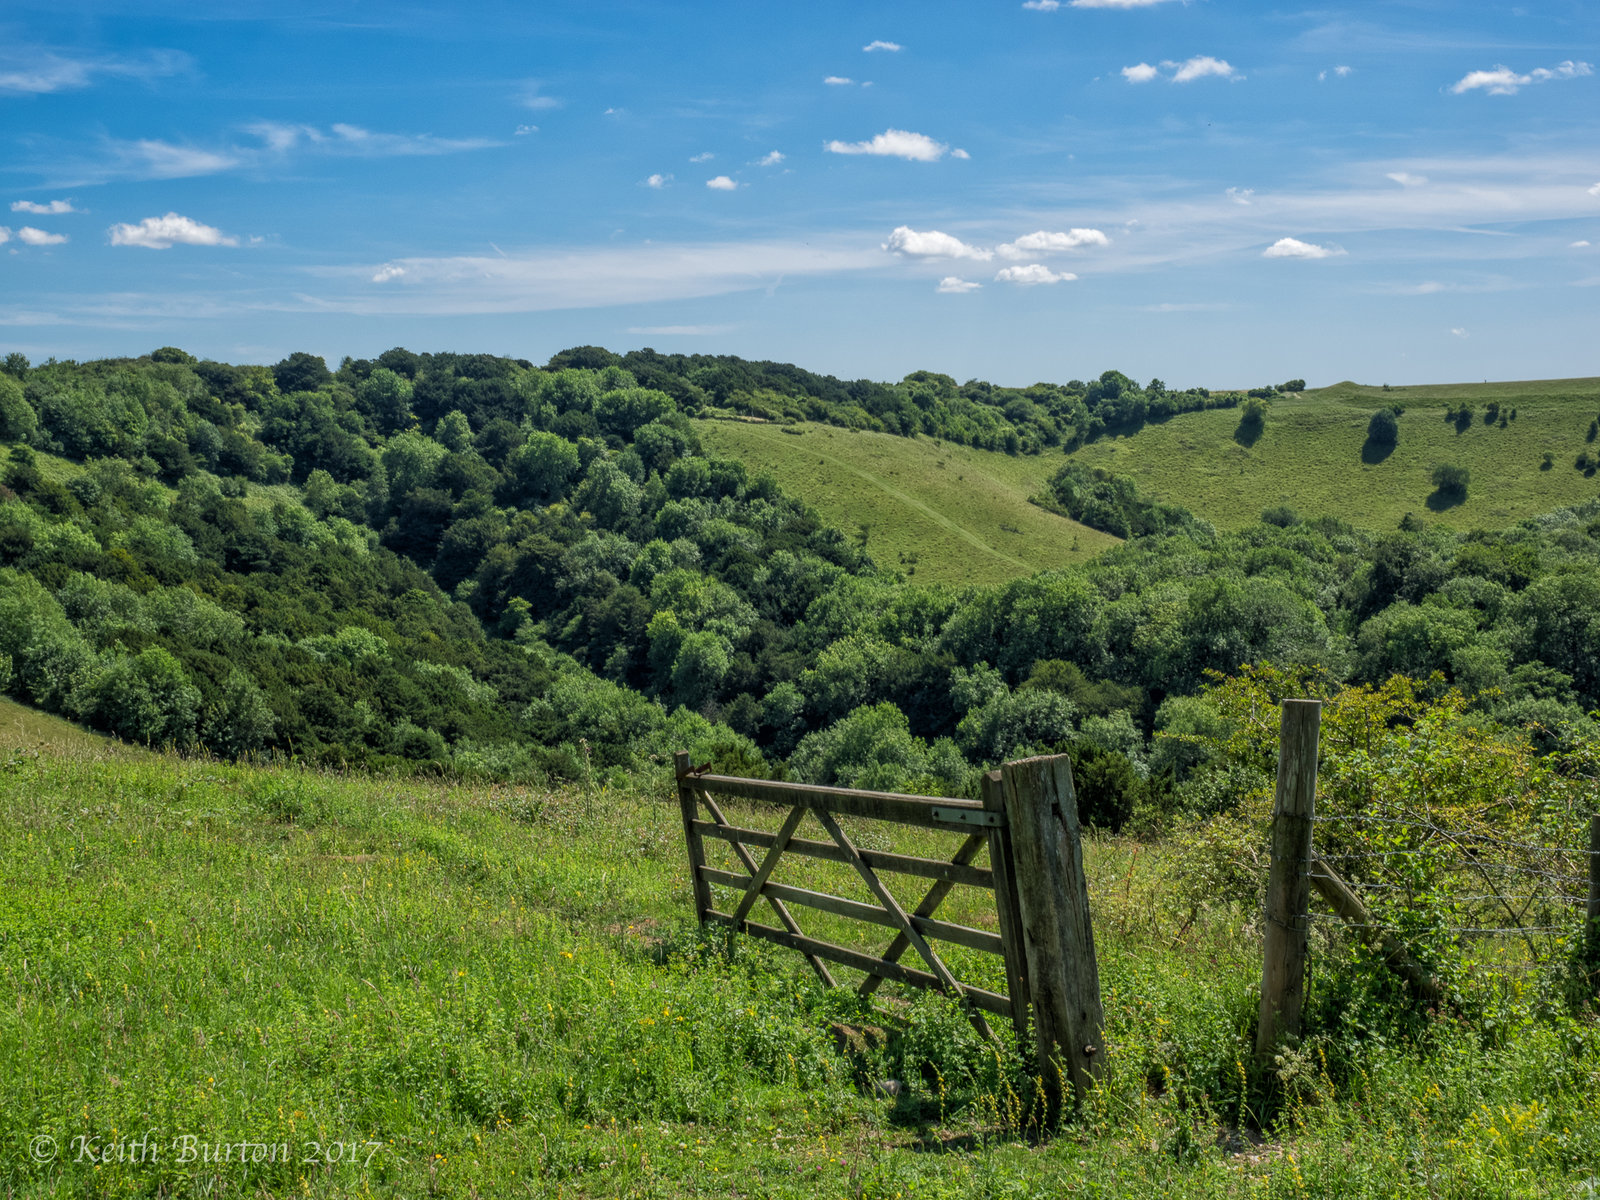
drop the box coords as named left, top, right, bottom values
left=4, top=740, right=1599, bottom=1197
left=0, top=697, right=138, bottom=759
left=696, top=419, right=1120, bottom=586
left=1070, top=377, right=1600, bottom=533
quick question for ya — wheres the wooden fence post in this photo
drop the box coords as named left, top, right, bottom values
left=1000, top=754, right=1104, bottom=1118
left=675, top=751, right=712, bottom=927
left=1587, top=814, right=1600, bottom=986
left=982, top=770, right=1032, bottom=1044
left=1254, top=699, right=1321, bottom=1062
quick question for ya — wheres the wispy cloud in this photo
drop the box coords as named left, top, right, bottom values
left=1226, top=187, right=1254, bottom=205
left=825, top=129, right=950, bottom=162
left=1022, top=0, right=1060, bottom=9
left=1262, top=237, right=1344, bottom=259
left=995, top=264, right=1075, bottom=284
left=1451, top=60, right=1591, bottom=95
left=0, top=48, right=188, bottom=95
left=1072, top=0, right=1182, bottom=7
left=883, top=226, right=992, bottom=261
left=109, top=213, right=239, bottom=250
left=690, top=152, right=715, bottom=163
left=1121, top=63, right=1160, bottom=83
left=705, top=175, right=738, bottom=190
left=245, top=121, right=497, bottom=158
left=937, top=276, right=982, bottom=293
left=757, top=151, right=785, bottom=167
left=314, top=237, right=884, bottom=315
left=996, top=229, right=1109, bottom=258
left=517, top=81, right=563, bottom=110
left=645, top=173, right=671, bottom=188
left=863, top=40, right=902, bottom=53
left=1451, top=327, right=1469, bottom=338
left=626, top=324, right=734, bottom=336
left=11, top=199, right=78, bottom=215
left=1386, top=172, right=1428, bottom=187
left=824, top=75, right=856, bottom=86
left=372, top=265, right=406, bottom=283
left=1318, top=65, right=1353, bottom=81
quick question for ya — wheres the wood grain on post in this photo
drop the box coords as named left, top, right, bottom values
left=1254, top=699, right=1321, bottom=1061
left=1000, top=754, right=1104, bottom=1115
left=674, top=751, right=713, bottom=926
left=982, top=770, right=1033, bottom=1044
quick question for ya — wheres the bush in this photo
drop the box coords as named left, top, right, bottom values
left=1431, top=462, right=1470, bottom=498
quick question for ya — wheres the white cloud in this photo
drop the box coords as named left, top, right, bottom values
left=1573, top=240, right=1592, bottom=248
left=515, top=125, right=539, bottom=136
left=11, top=199, right=78, bottom=215
left=951, top=148, right=970, bottom=159
left=863, top=41, right=902, bottom=52
left=1451, top=327, right=1469, bottom=338
left=825, top=129, right=949, bottom=161
left=242, top=122, right=497, bottom=159
left=883, top=226, right=992, bottom=261
left=0, top=48, right=187, bottom=95
left=1022, top=0, right=1061, bottom=10
left=645, top=173, right=671, bottom=188
left=706, top=175, right=738, bottom=190
left=1451, top=60, right=1592, bottom=95
left=997, top=229, right=1109, bottom=258
left=824, top=76, right=856, bottom=86
left=1319, top=65, right=1354, bottom=81
left=1262, top=236, right=1344, bottom=259
left=0, top=228, right=8, bottom=245
left=1171, top=56, right=1239, bottom=83
left=995, top=264, right=1075, bottom=284
left=690, top=152, right=714, bottom=163
left=758, top=151, right=785, bottom=166
left=1590, top=182, right=1600, bottom=196
left=1226, top=187, right=1255, bottom=205
left=108, top=213, right=239, bottom=250
left=1126, top=57, right=1240, bottom=84
left=109, top=140, right=241, bottom=181
left=1071, top=0, right=1182, bottom=6
left=372, top=264, right=406, bottom=283
left=937, top=276, right=982, bottom=293
left=1386, top=171, right=1428, bottom=187
left=17, top=227, right=67, bottom=246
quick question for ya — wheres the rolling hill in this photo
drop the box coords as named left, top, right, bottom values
left=695, top=419, right=1120, bottom=586
left=1067, top=377, right=1600, bottom=532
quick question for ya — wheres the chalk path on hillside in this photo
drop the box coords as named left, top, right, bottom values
left=805, top=443, right=1035, bottom=574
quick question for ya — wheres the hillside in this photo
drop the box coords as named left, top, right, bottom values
left=1068, top=377, right=1600, bottom=532
left=696, top=419, right=1119, bottom=585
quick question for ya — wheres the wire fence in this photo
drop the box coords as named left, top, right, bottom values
left=1303, top=809, right=1596, bottom=979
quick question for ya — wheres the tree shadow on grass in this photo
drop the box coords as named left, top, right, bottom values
left=1360, top=437, right=1396, bottom=465
left=1233, top=420, right=1264, bottom=448
left=1425, top=486, right=1467, bottom=512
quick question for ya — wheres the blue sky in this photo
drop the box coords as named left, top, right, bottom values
left=1, top=1, right=1596, bottom=387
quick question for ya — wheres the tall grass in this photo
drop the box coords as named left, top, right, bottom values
left=2, top=747, right=1597, bottom=1197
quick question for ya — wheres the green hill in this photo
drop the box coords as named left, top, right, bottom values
left=1067, top=377, right=1600, bottom=532
left=696, top=419, right=1119, bottom=585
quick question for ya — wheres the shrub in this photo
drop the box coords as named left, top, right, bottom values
left=1366, top=407, right=1399, bottom=447
left=1431, top=462, right=1469, bottom=498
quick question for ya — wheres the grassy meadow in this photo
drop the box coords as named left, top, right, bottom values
left=1069, top=377, right=1600, bottom=532
left=696, top=419, right=1119, bottom=585
left=4, top=718, right=1599, bottom=1197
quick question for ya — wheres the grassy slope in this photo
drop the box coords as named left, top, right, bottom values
left=697, top=420, right=1119, bottom=586
left=1069, top=377, right=1600, bottom=533
left=4, top=744, right=1596, bottom=1197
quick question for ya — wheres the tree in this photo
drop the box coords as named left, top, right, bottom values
left=272, top=351, right=333, bottom=394
left=1279, top=379, right=1306, bottom=393
left=1431, top=462, right=1469, bottom=500
left=0, top=374, right=37, bottom=442
left=1367, top=407, right=1399, bottom=447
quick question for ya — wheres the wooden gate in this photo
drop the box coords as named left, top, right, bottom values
left=674, top=752, right=1029, bottom=1041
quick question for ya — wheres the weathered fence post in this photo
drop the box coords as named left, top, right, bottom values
left=1000, top=754, right=1104, bottom=1117
left=1255, top=699, right=1321, bottom=1062
left=982, top=770, right=1033, bottom=1044
left=674, top=751, right=711, bottom=927
left=1587, top=813, right=1600, bottom=987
